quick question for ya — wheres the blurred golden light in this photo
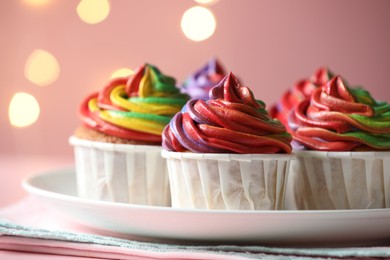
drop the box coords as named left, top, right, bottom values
left=24, top=49, right=60, bottom=86
left=9, top=92, right=40, bottom=128
left=110, top=68, right=134, bottom=79
left=181, top=6, right=216, bottom=42
left=194, top=0, right=219, bottom=5
left=23, top=0, right=50, bottom=6
left=77, top=0, right=110, bottom=24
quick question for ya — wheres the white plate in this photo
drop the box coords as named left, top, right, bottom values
left=23, top=169, right=390, bottom=245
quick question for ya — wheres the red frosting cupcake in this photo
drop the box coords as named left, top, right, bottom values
left=270, top=67, right=334, bottom=130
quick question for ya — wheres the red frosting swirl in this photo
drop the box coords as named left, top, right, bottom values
left=163, top=72, right=292, bottom=154
left=270, top=67, right=334, bottom=127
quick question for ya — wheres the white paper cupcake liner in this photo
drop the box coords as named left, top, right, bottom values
left=69, top=136, right=170, bottom=206
left=161, top=150, right=291, bottom=210
left=289, top=150, right=390, bottom=210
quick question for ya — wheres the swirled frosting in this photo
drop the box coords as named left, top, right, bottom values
left=270, top=67, right=334, bottom=127
left=182, top=58, right=226, bottom=100
left=289, top=76, right=390, bottom=151
left=163, top=72, right=292, bottom=153
left=80, top=64, right=189, bottom=144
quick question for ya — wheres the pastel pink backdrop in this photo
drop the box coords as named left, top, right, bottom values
left=1, top=0, right=389, bottom=206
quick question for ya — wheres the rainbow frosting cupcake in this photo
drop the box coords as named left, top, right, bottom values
left=288, top=75, right=390, bottom=209
left=69, top=63, right=189, bottom=206
left=162, top=72, right=292, bottom=210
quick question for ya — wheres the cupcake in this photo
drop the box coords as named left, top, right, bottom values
left=69, top=63, right=189, bottom=206
left=288, top=75, right=390, bottom=210
left=181, top=58, right=226, bottom=100
left=162, top=72, right=292, bottom=210
left=270, top=67, right=334, bottom=129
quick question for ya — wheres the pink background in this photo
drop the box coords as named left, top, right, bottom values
left=1, top=0, right=390, bottom=206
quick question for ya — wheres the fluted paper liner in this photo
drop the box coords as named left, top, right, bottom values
left=69, top=136, right=170, bottom=206
left=161, top=150, right=291, bottom=210
left=289, top=151, right=390, bottom=210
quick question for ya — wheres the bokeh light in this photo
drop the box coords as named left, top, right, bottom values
left=23, top=0, right=51, bottom=6
left=181, top=6, right=216, bottom=42
left=194, top=0, right=219, bottom=5
left=77, top=0, right=110, bottom=24
left=110, top=68, right=134, bottom=79
left=24, top=49, right=60, bottom=86
left=9, top=92, right=40, bottom=128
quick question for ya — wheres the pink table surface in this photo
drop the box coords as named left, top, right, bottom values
left=0, top=155, right=73, bottom=207
left=0, top=250, right=103, bottom=260
left=0, top=155, right=75, bottom=259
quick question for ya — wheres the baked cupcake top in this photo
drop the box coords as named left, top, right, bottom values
left=182, top=58, right=226, bottom=100
left=79, top=63, right=189, bottom=144
left=270, top=67, right=334, bottom=128
left=289, top=75, right=390, bottom=151
left=163, top=72, right=292, bottom=153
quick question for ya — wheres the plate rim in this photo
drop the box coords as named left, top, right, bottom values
left=21, top=168, right=390, bottom=244
left=22, top=168, right=390, bottom=216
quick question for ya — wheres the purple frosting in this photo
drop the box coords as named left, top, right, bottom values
left=182, top=58, right=226, bottom=100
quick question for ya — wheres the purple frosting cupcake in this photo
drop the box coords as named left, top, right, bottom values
left=182, top=58, right=226, bottom=100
